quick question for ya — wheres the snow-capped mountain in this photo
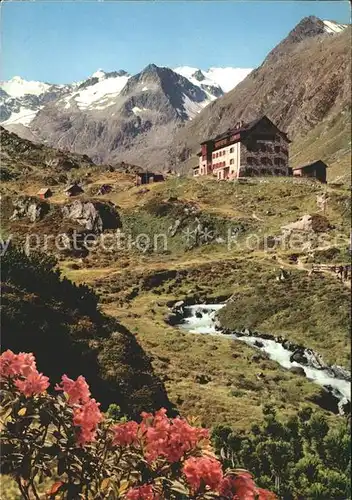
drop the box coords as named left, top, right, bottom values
left=0, top=76, right=74, bottom=127
left=0, top=16, right=348, bottom=169
left=173, top=66, right=253, bottom=93
left=23, top=63, right=230, bottom=167
left=62, top=69, right=130, bottom=111
left=0, top=64, right=249, bottom=129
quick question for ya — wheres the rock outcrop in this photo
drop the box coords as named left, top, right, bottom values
left=61, top=200, right=121, bottom=233
left=10, top=196, right=50, bottom=222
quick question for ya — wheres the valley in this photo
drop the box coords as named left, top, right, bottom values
left=1, top=9, right=351, bottom=500
left=2, top=166, right=350, bottom=430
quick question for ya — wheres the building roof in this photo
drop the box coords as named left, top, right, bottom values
left=64, top=183, right=83, bottom=192
left=136, top=171, right=164, bottom=177
left=37, top=188, right=51, bottom=195
left=292, top=160, right=328, bottom=171
left=201, top=115, right=290, bottom=145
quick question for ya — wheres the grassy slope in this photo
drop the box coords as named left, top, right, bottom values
left=58, top=176, right=350, bottom=427
left=291, top=109, right=351, bottom=183
left=4, top=175, right=351, bottom=428
left=1, top=249, right=174, bottom=418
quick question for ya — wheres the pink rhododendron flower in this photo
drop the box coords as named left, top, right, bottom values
left=126, top=484, right=159, bottom=500
left=55, top=374, right=91, bottom=404
left=14, top=370, right=49, bottom=397
left=112, top=420, right=139, bottom=446
left=0, top=350, right=36, bottom=378
left=183, top=456, right=223, bottom=492
left=73, top=398, right=103, bottom=445
left=140, top=408, right=209, bottom=463
left=255, top=487, right=278, bottom=500
left=220, top=472, right=277, bottom=500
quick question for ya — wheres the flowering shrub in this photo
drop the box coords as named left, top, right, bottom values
left=0, top=350, right=276, bottom=499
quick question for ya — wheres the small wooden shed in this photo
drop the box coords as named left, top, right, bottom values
left=37, top=188, right=53, bottom=199
left=135, top=172, right=165, bottom=186
left=64, top=184, right=84, bottom=197
left=292, top=160, right=328, bottom=183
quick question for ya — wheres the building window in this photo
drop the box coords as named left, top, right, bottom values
left=274, top=157, right=282, bottom=166
left=230, top=159, right=234, bottom=165
left=261, top=157, right=269, bottom=166
left=274, top=146, right=280, bottom=153
left=260, top=144, right=266, bottom=152
left=230, top=147, right=234, bottom=153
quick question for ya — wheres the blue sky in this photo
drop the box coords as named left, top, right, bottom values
left=1, top=1, right=350, bottom=83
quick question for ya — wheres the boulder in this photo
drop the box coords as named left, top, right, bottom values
left=289, top=366, right=306, bottom=376
left=241, top=327, right=252, bottom=336
left=254, top=340, right=264, bottom=348
left=304, top=349, right=326, bottom=370
left=164, top=313, right=182, bottom=326
left=172, top=300, right=184, bottom=314
left=282, top=339, right=294, bottom=351
left=330, top=365, right=351, bottom=382
left=61, top=200, right=121, bottom=233
left=10, top=196, right=50, bottom=222
left=309, top=387, right=341, bottom=414
left=290, top=349, right=308, bottom=365
left=338, top=398, right=351, bottom=416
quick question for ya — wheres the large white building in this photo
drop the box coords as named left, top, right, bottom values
left=193, top=116, right=290, bottom=180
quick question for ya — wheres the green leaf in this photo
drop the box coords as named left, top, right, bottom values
left=58, top=457, right=66, bottom=476
left=170, top=479, right=189, bottom=495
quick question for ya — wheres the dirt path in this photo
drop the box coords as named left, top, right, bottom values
left=276, top=256, right=351, bottom=289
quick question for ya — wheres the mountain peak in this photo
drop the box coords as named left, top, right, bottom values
left=91, top=69, right=106, bottom=79
left=292, top=15, right=326, bottom=37
left=264, top=15, right=332, bottom=64
left=142, top=63, right=161, bottom=75
left=192, top=69, right=205, bottom=82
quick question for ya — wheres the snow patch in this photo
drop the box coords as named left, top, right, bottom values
left=1, top=76, right=51, bottom=98
left=72, top=75, right=129, bottom=110
left=142, top=86, right=149, bottom=91
left=206, top=67, right=252, bottom=92
left=323, top=20, right=348, bottom=34
left=174, top=66, right=252, bottom=93
left=2, top=107, right=39, bottom=126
